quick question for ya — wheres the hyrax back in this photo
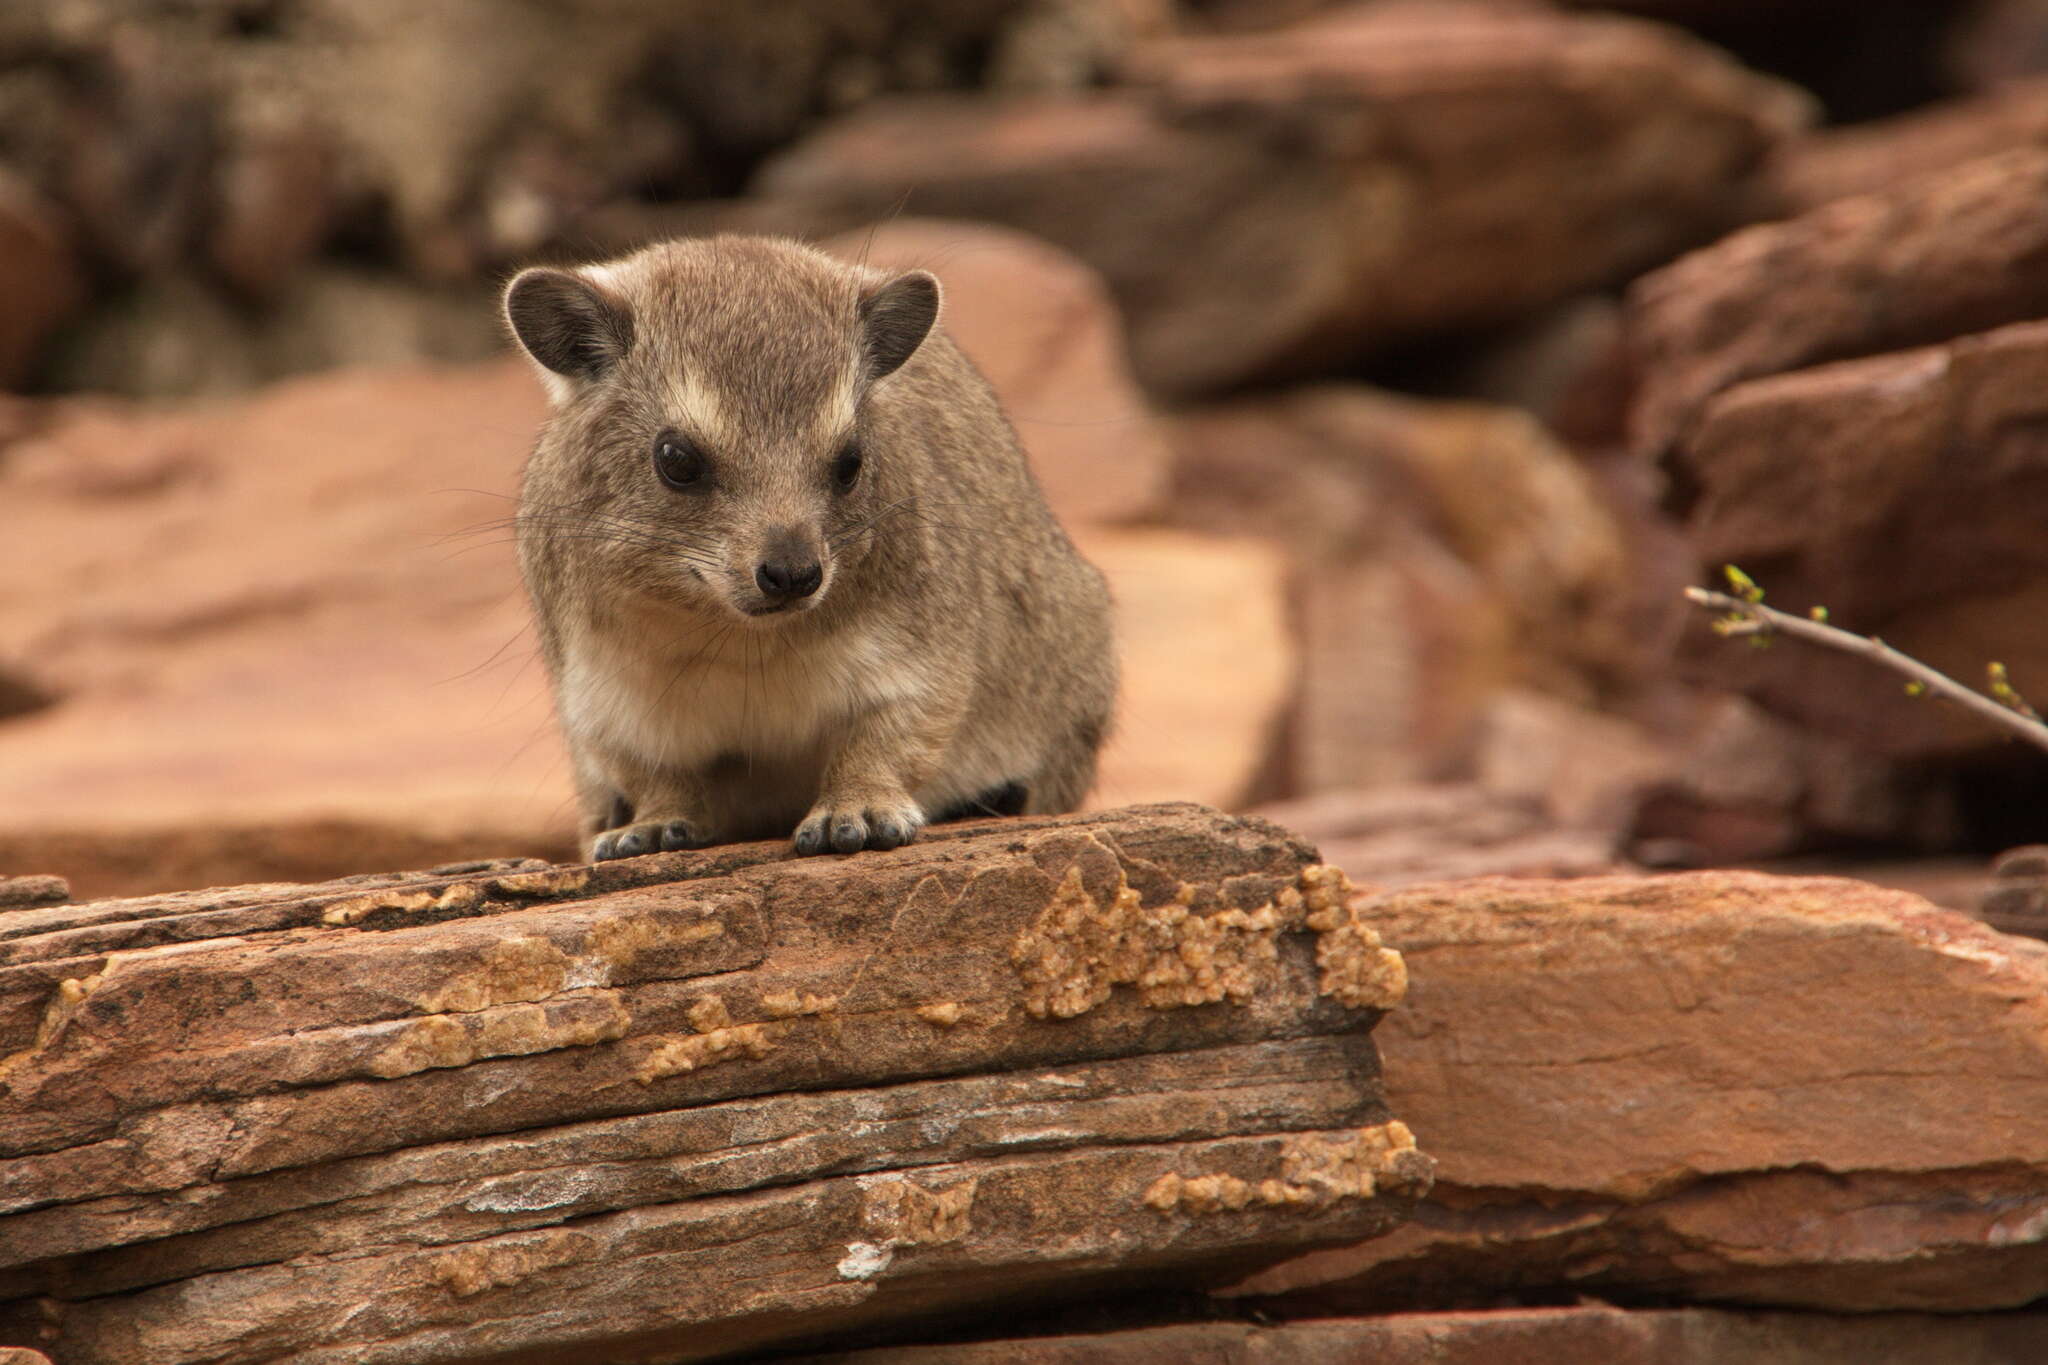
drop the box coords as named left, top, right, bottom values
left=504, top=235, right=1116, bottom=859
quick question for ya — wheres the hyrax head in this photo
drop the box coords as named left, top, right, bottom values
left=504, top=236, right=941, bottom=622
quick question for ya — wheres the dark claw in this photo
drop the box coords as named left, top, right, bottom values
left=829, top=816, right=867, bottom=855
left=658, top=819, right=703, bottom=852
left=792, top=820, right=828, bottom=857
left=615, top=828, right=651, bottom=858
left=867, top=815, right=912, bottom=851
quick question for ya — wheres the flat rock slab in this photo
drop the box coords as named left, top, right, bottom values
left=0, top=804, right=1427, bottom=1365
left=1770, top=80, right=2048, bottom=214
left=790, top=1305, right=2048, bottom=1365
left=1627, top=146, right=2048, bottom=461
left=1232, top=870, right=2048, bottom=1313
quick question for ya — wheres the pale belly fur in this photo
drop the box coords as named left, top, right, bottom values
left=558, top=608, right=1033, bottom=829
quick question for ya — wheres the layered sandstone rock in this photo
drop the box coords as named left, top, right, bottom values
left=1233, top=871, right=2048, bottom=1312
left=1627, top=146, right=2048, bottom=811
left=0, top=805, right=1428, bottom=1364
left=1771, top=79, right=2048, bottom=213
left=756, top=2, right=1808, bottom=395
left=790, top=1304, right=2048, bottom=1365
left=1626, top=147, right=2048, bottom=462
left=0, top=228, right=1282, bottom=898
left=0, top=359, right=571, bottom=897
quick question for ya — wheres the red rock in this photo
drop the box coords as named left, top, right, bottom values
left=1473, top=690, right=1673, bottom=833
left=757, top=2, right=1807, bottom=395
left=1981, top=843, right=2048, bottom=940
left=1232, top=871, right=2048, bottom=1312
left=0, top=360, right=567, bottom=898
left=1771, top=80, right=2048, bottom=213
left=0, top=880, right=66, bottom=911
left=789, top=1305, right=2048, bottom=1365
left=1626, top=147, right=2048, bottom=462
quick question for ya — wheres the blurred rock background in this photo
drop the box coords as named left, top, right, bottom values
left=4, top=0, right=2048, bottom=901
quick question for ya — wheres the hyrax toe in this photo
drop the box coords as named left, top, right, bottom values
left=865, top=808, right=921, bottom=850
left=592, top=818, right=707, bottom=862
left=656, top=819, right=708, bottom=851
left=792, top=802, right=925, bottom=856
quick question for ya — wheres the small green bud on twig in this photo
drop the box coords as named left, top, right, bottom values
left=1722, top=564, right=1765, bottom=604
left=1683, top=577, right=2048, bottom=757
left=1987, top=661, right=2042, bottom=720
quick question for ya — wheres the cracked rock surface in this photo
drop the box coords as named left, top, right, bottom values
left=0, top=803, right=1427, bottom=1365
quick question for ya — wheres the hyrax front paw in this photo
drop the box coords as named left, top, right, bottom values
left=792, top=797, right=927, bottom=856
left=591, top=818, right=710, bottom=862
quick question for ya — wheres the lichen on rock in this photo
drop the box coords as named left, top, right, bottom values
left=636, top=992, right=779, bottom=1084
left=430, top=1230, right=588, bottom=1299
left=321, top=880, right=483, bottom=927
left=369, top=994, right=630, bottom=1080
left=1281, top=1121, right=1432, bottom=1203
left=1288, top=866, right=1410, bottom=1011
left=860, top=1174, right=978, bottom=1246
left=421, top=935, right=572, bottom=1014
left=761, top=990, right=838, bottom=1019
left=488, top=867, right=591, bottom=899
left=1010, top=865, right=1286, bottom=1019
left=1144, top=1122, right=1433, bottom=1216
left=0, top=966, right=107, bottom=1079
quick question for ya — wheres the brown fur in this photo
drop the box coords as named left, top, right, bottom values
left=504, top=235, right=1116, bottom=859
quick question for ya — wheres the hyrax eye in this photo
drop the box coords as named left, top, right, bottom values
left=654, top=432, right=709, bottom=490
left=831, top=441, right=863, bottom=491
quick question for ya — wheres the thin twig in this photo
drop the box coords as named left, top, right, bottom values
left=1684, top=586, right=2048, bottom=757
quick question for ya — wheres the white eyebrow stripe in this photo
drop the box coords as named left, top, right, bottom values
left=812, top=368, right=859, bottom=443
left=668, top=373, right=738, bottom=448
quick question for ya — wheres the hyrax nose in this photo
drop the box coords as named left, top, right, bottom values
left=756, top=558, right=823, bottom=601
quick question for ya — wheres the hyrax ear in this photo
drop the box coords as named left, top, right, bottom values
left=858, top=270, right=941, bottom=380
left=503, top=267, right=635, bottom=382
